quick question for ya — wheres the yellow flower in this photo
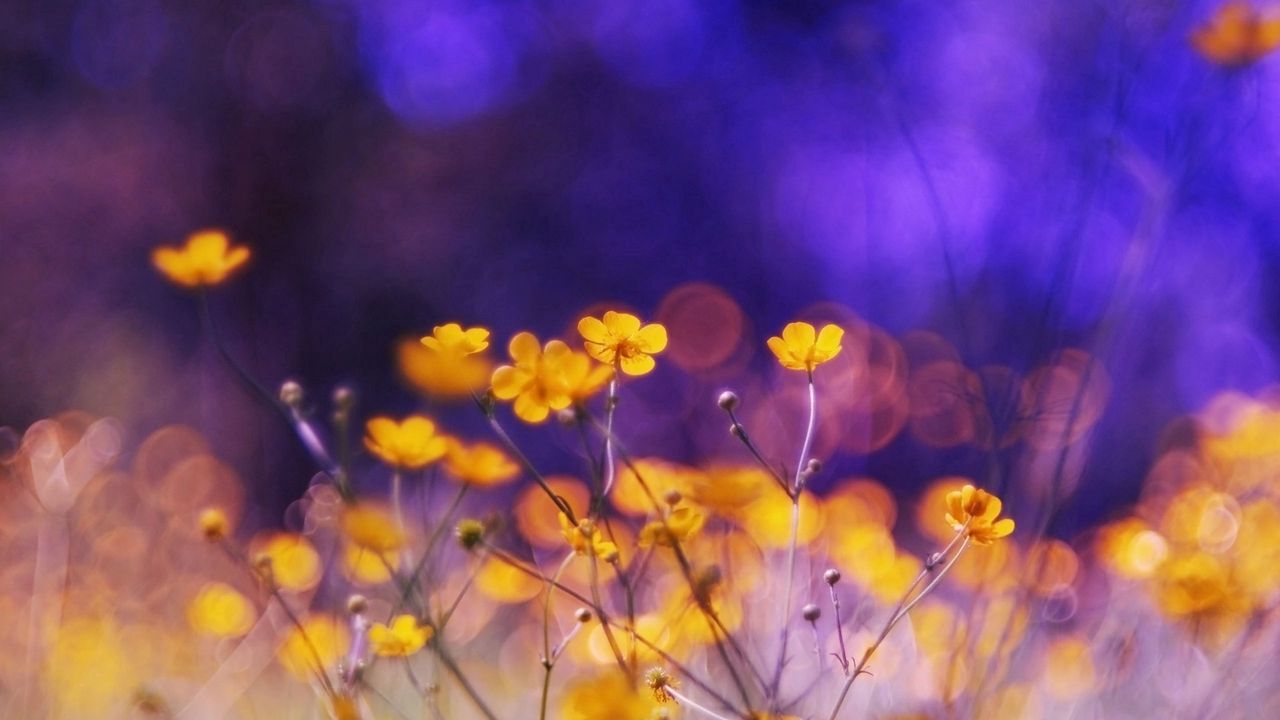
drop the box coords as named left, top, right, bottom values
left=1192, top=1, right=1280, bottom=66
left=559, top=512, right=619, bottom=562
left=368, top=614, right=433, bottom=657
left=363, top=415, right=449, bottom=470
left=945, top=484, right=1015, bottom=545
left=187, top=582, right=256, bottom=638
left=252, top=533, right=322, bottom=592
left=342, top=543, right=399, bottom=585
left=577, top=311, right=669, bottom=376
left=340, top=503, right=406, bottom=553
left=644, top=667, right=676, bottom=703
left=491, top=333, right=613, bottom=423
left=151, top=229, right=251, bottom=288
left=277, top=615, right=350, bottom=680
left=198, top=507, right=229, bottom=542
left=420, top=323, right=491, bottom=355
left=561, top=672, right=664, bottom=720
left=766, top=321, right=844, bottom=372
left=398, top=336, right=494, bottom=398
left=638, top=505, right=705, bottom=548
left=445, top=439, right=520, bottom=486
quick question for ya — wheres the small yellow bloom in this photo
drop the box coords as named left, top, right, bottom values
left=342, top=543, right=399, bottom=585
left=644, top=667, right=676, bottom=704
left=445, top=439, right=520, bottom=486
left=766, top=321, right=844, bottom=372
left=151, top=229, right=251, bottom=288
left=491, top=333, right=613, bottom=423
left=277, top=615, right=350, bottom=680
left=559, top=512, right=619, bottom=562
left=188, top=582, right=256, bottom=638
left=638, top=505, right=705, bottom=548
left=340, top=503, right=406, bottom=553
left=368, top=614, right=433, bottom=657
left=420, top=323, right=491, bottom=355
left=252, top=533, right=322, bottom=592
left=1192, top=1, right=1280, bottom=66
left=945, top=485, right=1015, bottom=545
left=577, top=311, right=669, bottom=376
left=363, top=415, right=448, bottom=469
left=398, top=336, right=494, bottom=398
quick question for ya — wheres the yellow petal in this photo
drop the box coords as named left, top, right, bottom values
left=578, top=316, right=610, bottom=344
left=991, top=518, right=1015, bottom=538
left=619, top=353, right=656, bottom=376
left=781, top=322, right=816, bottom=350
left=514, top=392, right=550, bottom=423
left=603, top=311, right=642, bottom=336
left=815, top=324, right=845, bottom=353
left=634, top=323, right=669, bottom=353
left=508, top=332, right=542, bottom=364
left=491, top=366, right=529, bottom=399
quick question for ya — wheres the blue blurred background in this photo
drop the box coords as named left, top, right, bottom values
left=2, top=0, right=1278, bottom=533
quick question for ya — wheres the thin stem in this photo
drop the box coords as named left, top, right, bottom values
left=539, top=553, right=576, bottom=720
left=725, top=408, right=791, bottom=495
left=829, top=584, right=849, bottom=674
left=392, top=483, right=470, bottom=618
left=476, top=395, right=576, bottom=522
left=431, top=639, right=499, bottom=720
left=668, top=686, right=738, bottom=720
left=602, top=377, right=619, bottom=498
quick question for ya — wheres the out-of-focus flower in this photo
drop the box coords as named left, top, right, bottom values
left=577, top=311, right=668, bottom=376
left=559, top=512, right=619, bottom=561
left=421, top=323, right=491, bottom=356
left=638, top=505, right=705, bottom=547
left=561, top=672, right=663, bottom=720
left=643, top=667, right=676, bottom=703
left=332, top=695, right=362, bottom=720
left=688, top=465, right=769, bottom=512
left=368, top=614, right=433, bottom=657
left=341, top=503, right=406, bottom=553
left=342, top=543, right=399, bottom=585
left=252, top=533, right=322, bottom=592
left=187, top=582, right=256, bottom=638
left=151, top=229, right=250, bottom=288
left=363, top=415, right=448, bottom=470
left=1154, top=551, right=1245, bottom=617
left=491, top=333, right=612, bottom=422
left=198, top=507, right=229, bottom=542
left=445, top=439, right=520, bottom=486
left=945, top=484, right=1015, bottom=545
left=277, top=615, right=351, bottom=680
left=1191, top=1, right=1280, bottom=66
left=399, top=337, right=494, bottom=398
left=474, top=556, right=544, bottom=603
left=456, top=518, right=486, bottom=550
left=766, top=321, right=844, bottom=372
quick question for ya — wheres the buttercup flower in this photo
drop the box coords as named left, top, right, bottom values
left=340, top=503, right=406, bottom=553
left=945, top=484, right=1015, bottom=545
left=559, top=512, right=619, bottom=561
left=277, top=615, right=350, bottom=680
left=252, top=532, right=322, bottom=592
left=557, top=349, right=615, bottom=402
left=445, top=438, right=520, bottom=486
left=766, top=321, right=844, bottom=372
left=577, top=311, right=669, bottom=376
left=644, top=667, right=676, bottom=704
left=363, top=415, right=448, bottom=470
left=368, top=614, right=433, bottom=657
left=151, top=229, right=251, bottom=288
left=187, top=582, right=255, bottom=638
left=638, top=505, right=705, bottom=548
left=1191, top=1, right=1280, bottom=66
left=491, top=333, right=612, bottom=422
left=420, top=323, right=491, bottom=356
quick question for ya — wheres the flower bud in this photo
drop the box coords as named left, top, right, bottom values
left=279, top=380, right=304, bottom=408
left=663, top=489, right=683, bottom=507
left=575, top=607, right=593, bottom=623
left=198, top=507, right=229, bottom=542
left=332, top=385, right=356, bottom=412
left=717, top=390, right=740, bottom=412
left=802, top=603, right=821, bottom=622
left=347, top=594, right=368, bottom=615
left=824, top=568, right=841, bottom=586
left=456, top=519, right=486, bottom=551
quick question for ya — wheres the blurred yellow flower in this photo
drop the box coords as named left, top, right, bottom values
left=253, top=532, right=322, bottom=592
left=491, top=332, right=612, bottom=422
left=577, top=310, right=669, bottom=376
left=278, top=615, right=350, bottom=680
left=342, top=543, right=399, bottom=585
left=766, top=321, right=844, bottom=372
left=198, top=506, right=229, bottom=542
left=340, top=503, right=406, bottom=553
left=561, top=672, right=663, bottom=720
left=363, top=415, right=448, bottom=470
left=945, top=484, right=1015, bottom=545
left=152, top=229, right=250, bottom=288
left=369, top=614, right=433, bottom=657
left=445, top=438, right=520, bottom=486
left=1154, top=551, right=1244, bottom=617
left=638, top=505, right=705, bottom=547
left=1191, top=1, right=1280, bottom=66
left=474, top=555, right=544, bottom=603
left=398, top=336, right=494, bottom=398
left=559, top=512, right=619, bottom=562
left=420, top=323, right=491, bottom=355
left=188, top=582, right=256, bottom=638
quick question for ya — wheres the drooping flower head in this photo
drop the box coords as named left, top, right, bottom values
left=577, top=311, right=669, bottom=376
left=491, top=332, right=612, bottom=423
left=558, top=512, right=619, bottom=562
left=152, top=229, right=251, bottom=288
left=638, top=505, right=706, bottom=548
left=945, top=484, right=1015, bottom=545
left=368, top=614, right=433, bottom=657
left=363, top=415, right=449, bottom=470
left=766, top=321, right=844, bottom=373
left=1191, top=1, right=1280, bottom=66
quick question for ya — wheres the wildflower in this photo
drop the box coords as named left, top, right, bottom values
left=1191, top=1, right=1280, bottom=66
left=577, top=311, right=669, bottom=376
left=638, top=505, right=705, bottom=548
left=187, top=582, right=255, bottom=638
left=398, top=337, right=493, bottom=398
left=767, top=321, right=844, bottom=372
left=277, top=615, right=351, bottom=680
left=558, top=512, right=619, bottom=562
left=456, top=518, right=486, bottom=550
left=198, top=507, right=229, bottom=542
left=341, top=544, right=399, bottom=585
left=151, top=229, right=250, bottom=288
left=252, top=533, right=322, bottom=592
left=644, top=667, right=676, bottom=704
left=491, top=333, right=612, bottom=423
left=368, top=614, right=433, bottom=657
left=363, top=415, right=448, bottom=470
left=420, top=323, right=490, bottom=356
left=340, top=503, right=406, bottom=553
left=945, top=484, right=1015, bottom=545
left=561, top=673, right=662, bottom=720
left=445, top=439, right=520, bottom=486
